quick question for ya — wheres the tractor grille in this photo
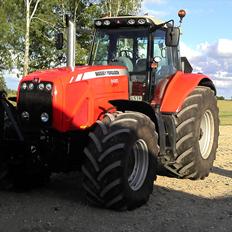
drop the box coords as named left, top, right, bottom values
left=17, top=81, right=53, bottom=130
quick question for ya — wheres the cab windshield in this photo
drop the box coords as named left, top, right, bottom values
left=89, top=28, right=149, bottom=73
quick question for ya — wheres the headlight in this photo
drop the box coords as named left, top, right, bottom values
left=21, top=83, right=27, bottom=90
left=41, top=112, right=49, bottom=123
left=28, top=83, right=34, bottom=90
left=45, top=83, right=52, bottom=91
left=38, top=83, right=45, bottom=91
left=21, top=111, right=30, bottom=120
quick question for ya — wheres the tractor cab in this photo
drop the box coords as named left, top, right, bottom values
left=89, top=16, right=182, bottom=102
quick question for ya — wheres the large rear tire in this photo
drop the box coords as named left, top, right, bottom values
left=82, top=112, right=159, bottom=210
left=161, top=86, right=219, bottom=179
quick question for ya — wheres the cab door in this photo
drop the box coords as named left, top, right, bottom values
left=151, top=29, right=180, bottom=104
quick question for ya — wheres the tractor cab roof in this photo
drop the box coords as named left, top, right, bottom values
left=94, top=15, right=165, bottom=29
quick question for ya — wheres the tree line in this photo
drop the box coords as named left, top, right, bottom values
left=0, top=0, right=142, bottom=91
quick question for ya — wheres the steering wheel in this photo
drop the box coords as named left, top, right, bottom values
left=119, top=50, right=133, bottom=58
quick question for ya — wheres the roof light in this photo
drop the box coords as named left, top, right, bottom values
left=103, top=20, right=111, bottom=26
left=95, top=20, right=102, bottom=26
left=128, top=19, right=136, bottom=25
left=138, top=18, right=146, bottom=25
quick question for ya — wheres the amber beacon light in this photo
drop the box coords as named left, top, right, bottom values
left=178, top=9, right=186, bottom=23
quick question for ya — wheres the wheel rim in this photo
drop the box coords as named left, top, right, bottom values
left=128, top=139, right=149, bottom=191
left=198, top=110, right=215, bottom=159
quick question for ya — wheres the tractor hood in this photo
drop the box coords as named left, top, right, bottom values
left=21, top=65, right=129, bottom=85
left=18, top=65, right=129, bottom=132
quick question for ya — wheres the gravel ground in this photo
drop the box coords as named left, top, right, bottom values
left=0, top=126, right=231, bottom=232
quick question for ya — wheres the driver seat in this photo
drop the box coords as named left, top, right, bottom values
left=109, top=56, right=133, bottom=72
left=135, top=59, right=147, bottom=72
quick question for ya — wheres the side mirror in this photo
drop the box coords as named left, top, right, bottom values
left=55, top=32, right=64, bottom=50
left=165, top=27, right=180, bottom=47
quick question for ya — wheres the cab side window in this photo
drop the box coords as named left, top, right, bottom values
left=153, top=29, right=177, bottom=83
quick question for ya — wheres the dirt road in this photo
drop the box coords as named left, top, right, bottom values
left=0, top=126, right=231, bottom=232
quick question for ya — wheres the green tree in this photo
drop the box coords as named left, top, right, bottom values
left=100, top=0, right=142, bottom=17
left=0, top=0, right=63, bottom=73
left=0, top=0, right=143, bottom=76
left=0, top=0, right=22, bottom=70
left=217, top=96, right=225, bottom=100
left=56, top=1, right=102, bottom=64
left=23, top=0, right=42, bottom=76
left=0, top=73, right=6, bottom=91
left=0, top=1, right=99, bottom=72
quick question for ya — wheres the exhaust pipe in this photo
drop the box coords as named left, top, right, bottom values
left=67, top=19, right=76, bottom=71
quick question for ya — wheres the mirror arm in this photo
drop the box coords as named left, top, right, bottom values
left=157, top=19, right=174, bottom=29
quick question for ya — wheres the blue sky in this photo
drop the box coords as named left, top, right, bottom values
left=4, top=0, right=232, bottom=98
left=142, top=0, right=232, bottom=98
left=142, top=0, right=232, bottom=47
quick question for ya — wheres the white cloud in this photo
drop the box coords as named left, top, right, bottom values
left=182, top=39, right=232, bottom=98
left=213, top=73, right=232, bottom=88
left=217, top=39, right=232, bottom=57
left=180, top=42, right=201, bottom=59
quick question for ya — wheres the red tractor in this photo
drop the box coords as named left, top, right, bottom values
left=0, top=10, right=219, bottom=210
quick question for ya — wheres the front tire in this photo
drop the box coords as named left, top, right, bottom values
left=82, top=112, right=159, bottom=210
left=161, top=86, right=219, bottom=179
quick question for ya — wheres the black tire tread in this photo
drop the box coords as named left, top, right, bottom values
left=82, top=111, right=159, bottom=210
left=161, top=86, right=219, bottom=179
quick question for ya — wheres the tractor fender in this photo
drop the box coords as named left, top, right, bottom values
left=160, top=71, right=216, bottom=113
left=109, top=99, right=168, bottom=155
left=109, top=99, right=157, bottom=122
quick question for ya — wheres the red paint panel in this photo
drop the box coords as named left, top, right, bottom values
left=62, top=74, right=129, bottom=131
left=160, top=71, right=211, bottom=113
left=19, top=65, right=129, bottom=132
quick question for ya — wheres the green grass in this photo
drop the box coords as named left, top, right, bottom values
left=218, top=100, right=232, bottom=125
